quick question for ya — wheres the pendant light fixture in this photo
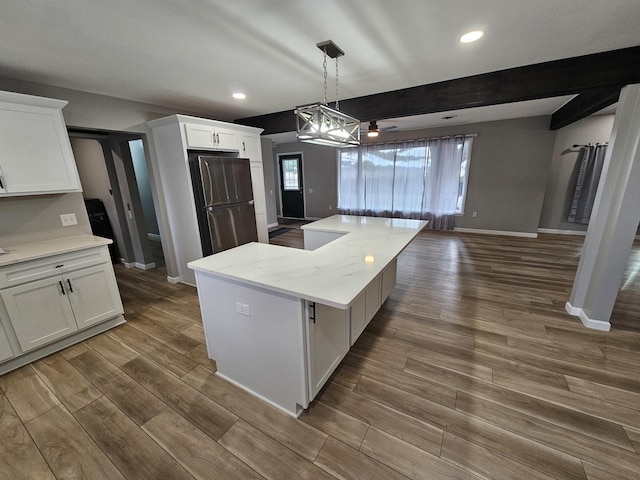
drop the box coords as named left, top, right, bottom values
left=295, top=40, right=360, bottom=147
left=367, top=121, right=380, bottom=138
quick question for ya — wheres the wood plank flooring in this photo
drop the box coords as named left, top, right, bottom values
left=1, top=227, right=640, bottom=480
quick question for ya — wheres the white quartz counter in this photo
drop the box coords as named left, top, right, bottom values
left=188, top=215, right=426, bottom=309
left=0, top=234, right=113, bottom=267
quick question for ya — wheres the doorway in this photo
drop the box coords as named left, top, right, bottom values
left=69, top=129, right=164, bottom=270
left=279, top=153, right=304, bottom=219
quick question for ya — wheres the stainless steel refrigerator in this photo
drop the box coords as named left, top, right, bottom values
left=189, top=154, right=258, bottom=256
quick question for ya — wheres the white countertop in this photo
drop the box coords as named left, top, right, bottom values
left=188, top=215, right=427, bottom=309
left=0, top=234, right=112, bottom=267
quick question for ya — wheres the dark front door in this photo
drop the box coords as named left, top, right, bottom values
left=279, top=154, right=304, bottom=218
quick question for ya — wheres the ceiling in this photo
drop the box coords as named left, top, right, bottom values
left=1, top=1, right=638, bottom=132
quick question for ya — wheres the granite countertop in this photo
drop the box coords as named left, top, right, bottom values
left=188, top=215, right=427, bottom=309
left=0, top=234, right=112, bottom=267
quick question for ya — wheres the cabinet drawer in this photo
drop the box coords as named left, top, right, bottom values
left=0, top=246, right=110, bottom=288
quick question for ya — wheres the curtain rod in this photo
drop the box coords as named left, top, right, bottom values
left=363, top=133, right=477, bottom=145
left=572, top=142, right=608, bottom=147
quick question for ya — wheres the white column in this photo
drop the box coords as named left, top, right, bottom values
left=566, top=84, right=640, bottom=331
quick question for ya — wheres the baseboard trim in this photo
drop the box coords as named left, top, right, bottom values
left=537, top=228, right=587, bottom=236
left=134, top=262, right=156, bottom=270
left=166, top=275, right=181, bottom=284
left=267, top=222, right=279, bottom=228
left=565, top=302, right=611, bottom=331
left=453, top=227, right=538, bottom=238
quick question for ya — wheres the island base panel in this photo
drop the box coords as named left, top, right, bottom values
left=195, top=273, right=309, bottom=417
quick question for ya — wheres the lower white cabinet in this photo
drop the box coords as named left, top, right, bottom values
left=2, top=275, right=79, bottom=352
left=0, top=324, right=13, bottom=362
left=350, top=276, right=381, bottom=345
left=306, top=302, right=350, bottom=399
left=0, top=244, right=124, bottom=360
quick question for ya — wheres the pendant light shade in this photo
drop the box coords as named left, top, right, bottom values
left=295, top=102, right=360, bottom=147
left=367, top=120, right=380, bottom=138
left=295, top=40, right=360, bottom=148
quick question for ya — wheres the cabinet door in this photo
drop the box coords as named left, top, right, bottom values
left=350, top=275, right=381, bottom=345
left=0, top=322, right=14, bottom=362
left=307, top=302, right=349, bottom=399
left=0, top=105, right=81, bottom=195
left=215, top=128, right=238, bottom=150
left=381, top=258, right=397, bottom=302
left=184, top=124, right=215, bottom=149
left=64, top=263, right=124, bottom=330
left=1, top=276, right=78, bottom=352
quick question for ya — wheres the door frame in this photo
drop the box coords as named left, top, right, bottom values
left=276, top=152, right=306, bottom=219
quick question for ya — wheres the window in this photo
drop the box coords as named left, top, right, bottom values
left=338, top=135, right=474, bottom=227
left=281, top=158, right=300, bottom=191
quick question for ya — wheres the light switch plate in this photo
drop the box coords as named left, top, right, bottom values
left=60, top=213, right=78, bottom=226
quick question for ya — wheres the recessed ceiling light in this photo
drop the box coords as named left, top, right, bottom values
left=232, top=92, right=246, bottom=99
left=460, top=30, right=484, bottom=43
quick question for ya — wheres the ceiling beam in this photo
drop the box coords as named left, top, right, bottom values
left=549, top=87, right=620, bottom=130
left=236, top=46, right=640, bottom=135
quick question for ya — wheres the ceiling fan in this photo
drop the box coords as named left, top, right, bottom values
left=364, top=120, right=397, bottom=138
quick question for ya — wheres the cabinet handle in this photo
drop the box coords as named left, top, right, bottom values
left=216, top=133, right=220, bottom=144
left=67, top=279, right=74, bottom=293
left=309, top=302, right=316, bottom=324
left=59, top=280, right=66, bottom=295
left=242, top=141, right=246, bottom=152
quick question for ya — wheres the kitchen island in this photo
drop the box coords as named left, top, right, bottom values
left=188, top=215, right=426, bottom=416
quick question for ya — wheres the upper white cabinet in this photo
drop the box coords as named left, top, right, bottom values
left=184, top=123, right=238, bottom=151
left=0, top=91, right=81, bottom=196
left=148, top=115, right=267, bottom=285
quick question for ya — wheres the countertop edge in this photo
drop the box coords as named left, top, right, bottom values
left=0, top=235, right=113, bottom=267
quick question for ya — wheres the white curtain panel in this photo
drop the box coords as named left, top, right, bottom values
left=338, top=136, right=473, bottom=230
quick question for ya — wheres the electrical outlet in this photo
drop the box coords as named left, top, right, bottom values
left=472, top=211, right=478, bottom=217
left=60, top=213, right=78, bottom=226
left=309, top=188, right=313, bottom=193
left=236, top=302, right=251, bottom=316
left=328, top=205, right=333, bottom=210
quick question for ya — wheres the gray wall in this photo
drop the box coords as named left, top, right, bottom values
left=0, top=193, right=91, bottom=246
left=273, top=142, right=338, bottom=219
left=270, top=117, right=557, bottom=233
left=363, top=116, right=557, bottom=234
left=0, top=76, right=204, bottom=250
left=70, top=137, right=127, bottom=255
left=539, top=114, right=615, bottom=231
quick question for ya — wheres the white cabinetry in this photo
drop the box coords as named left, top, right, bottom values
left=184, top=123, right=238, bottom=151
left=0, top=243, right=124, bottom=372
left=349, top=258, right=397, bottom=344
left=306, top=302, right=350, bottom=398
left=0, top=324, right=14, bottom=363
left=0, top=91, right=81, bottom=196
left=148, top=115, right=267, bottom=285
left=242, top=132, right=269, bottom=243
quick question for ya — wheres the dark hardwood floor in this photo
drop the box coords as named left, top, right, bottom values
left=1, top=228, right=639, bottom=480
